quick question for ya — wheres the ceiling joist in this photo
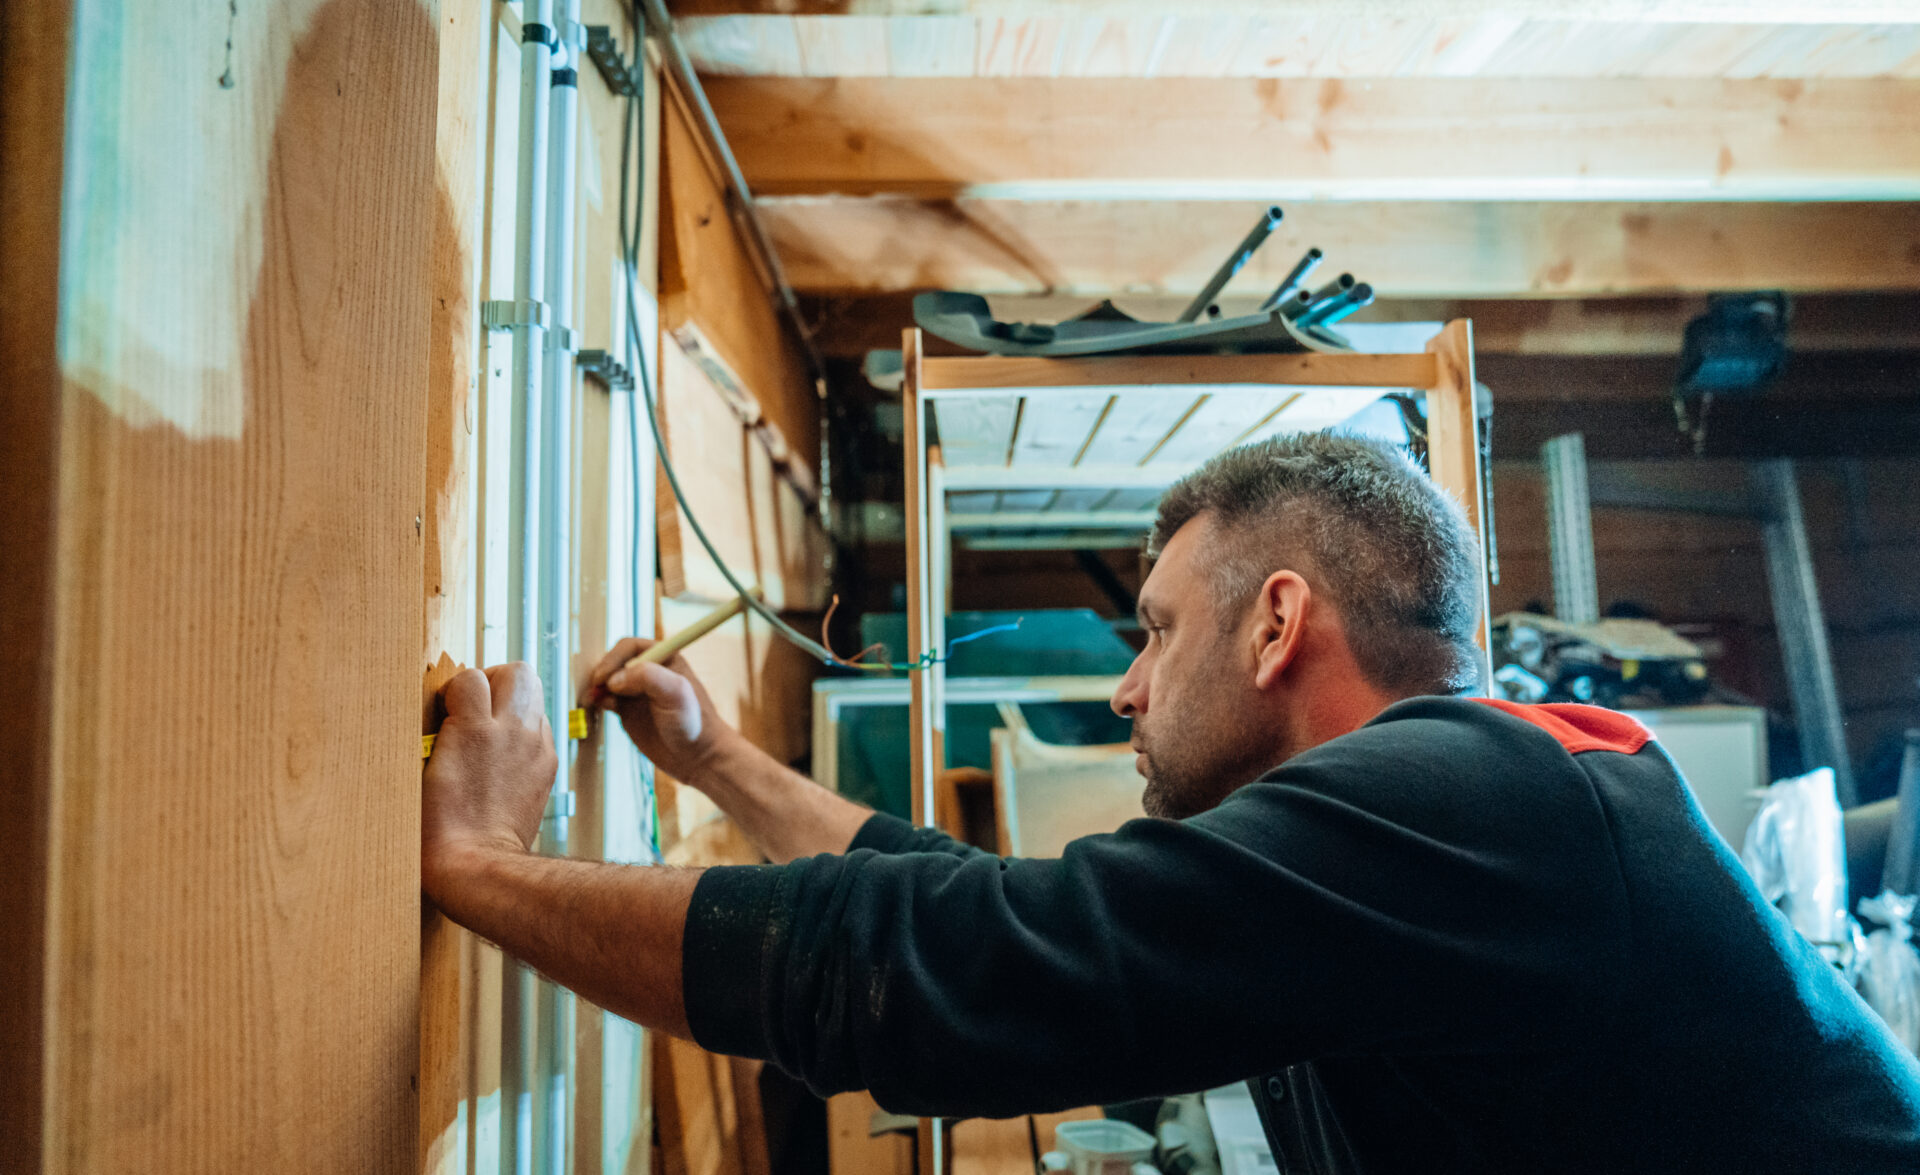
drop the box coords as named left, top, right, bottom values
left=759, top=198, right=1920, bottom=296
left=706, top=77, right=1920, bottom=201
left=677, top=13, right=1920, bottom=80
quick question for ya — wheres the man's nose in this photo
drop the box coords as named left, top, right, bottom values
left=1111, top=658, right=1146, bottom=718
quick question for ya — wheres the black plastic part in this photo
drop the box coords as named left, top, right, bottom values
left=551, top=67, right=578, bottom=88
left=577, top=349, right=635, bottom=392
left=911, top=290, right=1342, bottom=359
left=586, top=25, right=642, bottom=97
left=523, top=21, right=553, bottom=45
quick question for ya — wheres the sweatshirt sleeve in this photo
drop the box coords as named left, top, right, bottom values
left=681, top=701, right=1631, bottom=1118
left=849, top=811, right=992, bottom=860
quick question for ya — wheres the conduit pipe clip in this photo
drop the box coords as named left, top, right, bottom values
left=482, top=299, right=551, bottom=331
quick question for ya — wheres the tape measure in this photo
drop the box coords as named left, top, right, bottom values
left=422, top=707, right=591, bottom=760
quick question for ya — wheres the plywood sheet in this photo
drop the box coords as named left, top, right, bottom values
left=34, top=1, right=440, bottom=1169
left=656, top=338, right=829, bottom=610
left=658, top=74, right=819, bottom=471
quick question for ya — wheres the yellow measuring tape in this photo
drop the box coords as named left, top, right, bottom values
left=422, top=708, right=590, bottom=760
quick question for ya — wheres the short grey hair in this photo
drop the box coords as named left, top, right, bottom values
left=1148, top=431, right=1483, bottom=696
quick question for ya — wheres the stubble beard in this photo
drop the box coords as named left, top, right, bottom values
left=1136, top=660, right=1270, bottom=821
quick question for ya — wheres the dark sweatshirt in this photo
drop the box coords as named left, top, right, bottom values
left=681, top=697, right=1920, bottom=1172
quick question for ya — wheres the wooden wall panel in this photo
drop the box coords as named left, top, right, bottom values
left=0, top=0, right=72, bottom=1161
left=421, top=0, right=488, bottom=1170
left=656, top=339, right=830, bottom=610
left=16, top=0, right=441, bottom=1170
left=658, top=72, right=821, bottom=474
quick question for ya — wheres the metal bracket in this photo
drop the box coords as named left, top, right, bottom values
left=585, top=25, right=641, bottom=97
left=576, top=348, right=635, bottom=392
left=482, top=299, right=551, bottom=331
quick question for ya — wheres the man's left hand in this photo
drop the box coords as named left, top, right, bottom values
left=422, top=663, right=559, bottom=900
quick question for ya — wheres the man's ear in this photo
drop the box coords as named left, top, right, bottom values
left=1251, top=571, right=1311, bottom=691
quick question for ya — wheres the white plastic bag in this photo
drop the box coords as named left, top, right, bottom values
left=1741, top=767, right=1853, bottom=960
left=1856, top=891, right=1920, bottom=1055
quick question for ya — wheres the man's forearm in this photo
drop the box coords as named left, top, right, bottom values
left=694, top=737, right=873, bottom=864
left=428, top=845, right=701, bottom=1038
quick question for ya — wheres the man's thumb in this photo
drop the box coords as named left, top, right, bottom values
left=442, top=667, right=492, bottom=718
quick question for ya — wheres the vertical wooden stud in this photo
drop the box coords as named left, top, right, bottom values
left=423, top=0, right=490, bottom=1168
left=1424, top=319, right=1493, bottom=678
left=899, top=329, right=944, bottom=1175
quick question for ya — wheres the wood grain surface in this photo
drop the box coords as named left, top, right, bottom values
left=30, top=0, right=440, bottom=1169
left=0, top=0, right=74, bottom=1163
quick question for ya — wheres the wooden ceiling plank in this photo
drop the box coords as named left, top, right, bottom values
left=1144, top=391, right=1293, bottom=465
left=886, top=15, right=979, bottom=76
left=667, top=2, right=1920, bottom=24
left=1075, top=391, right=1206, bottom=467
left=677, top=16, right=1920, bottom=78
left=795, top=16, right=892, bottom=78
left=1011, top=391, right=1113, bottom=467
left=680, top=15, right=804, bottom=76
left=1238, top=389, right=1393, bottom=444
left=760, top=199, right=1920, bottom=296
left=930, top=396, right=1022, bottom=465
left=706, top=76, right=1920, bottom=200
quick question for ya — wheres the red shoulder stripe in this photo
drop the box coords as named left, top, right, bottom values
left=1471, top=698, right=1651, bottom=756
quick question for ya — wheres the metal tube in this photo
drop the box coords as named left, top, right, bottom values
left=1754, top=459, right=1856, bottom=804
left=1178, top=206, right=1283, bottom=322
left=504, top=8, right=554, bottom=1172
left=1278, top=287, right=1314, bottom=319
left=510, top=3, right=554, bottom=672
left=1295, top=281, right=1373, bottom=329
left=1293, top=272, right=1354, bottom=320
left=532, top=7, right=581, bottom=1171
left=1259, top=247, right=1322, bottom=312
left=1541, top=433, right=1600, bottom=625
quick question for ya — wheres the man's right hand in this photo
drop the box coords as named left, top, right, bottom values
left=584, top=640, right=743, bottom=783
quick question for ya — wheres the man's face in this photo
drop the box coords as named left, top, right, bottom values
left=1111, top=515, right=1281, bottom=820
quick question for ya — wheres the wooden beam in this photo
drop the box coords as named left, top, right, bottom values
left=921, top=351, right=1438, bottom=393
left=805, top=293, right=1920, bottom=358
left=708, top=77, right=1920, bottom=201
left=760, top=199, right=1920, bottom=296
left=677, top=13, right=1920, bottom=80
left=670, top=1, right=1915, bottom=21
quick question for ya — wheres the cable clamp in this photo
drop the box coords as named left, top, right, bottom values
left=585, top=26, right=641, bottom=97
left=577, top=348, right=635, bottom=392
left=549, top=326, right=582, bottom=353
left=545, top=792, right=577, bottom=820
left=483, top=299, right=551, bottom=331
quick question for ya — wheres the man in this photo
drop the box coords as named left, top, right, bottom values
left=423, top=433, right=1920, bottom=1173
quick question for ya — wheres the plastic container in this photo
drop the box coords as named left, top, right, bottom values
left=1041, top=1119, right=1159, bottom=1175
